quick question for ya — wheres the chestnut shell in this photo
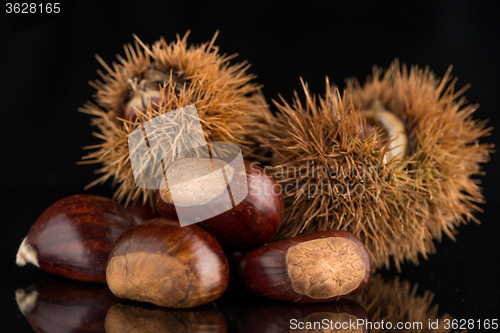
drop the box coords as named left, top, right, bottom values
left=106, top=218, right=230, bottom=308
left=19, top=194, right=136, bottom=283
left=239, top=230, right=371, bottom=303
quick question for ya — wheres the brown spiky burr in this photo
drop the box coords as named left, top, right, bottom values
left=16, top=195, right=136, bottom=283
left=80, top=32, right=265, bottom=205
left=247, top=60, right=492, bottom=271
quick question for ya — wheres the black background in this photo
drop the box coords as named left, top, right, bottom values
left=1, top=0, right=499, bottom=332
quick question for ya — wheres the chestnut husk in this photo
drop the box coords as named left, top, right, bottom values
left=16, top=195, right=137, bottom=283
left=106, top=218, right=230, bottom=308
left=125, top=201, right=162, bottom=225
left=156, top=159, right=284, bottom=251
left=239, top=230, right=371, bottom=303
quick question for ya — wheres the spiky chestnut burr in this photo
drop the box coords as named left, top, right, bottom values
left=155, top=158, right=284, bottom=250
left=239, top=230, right=371, bottom=303
left=106, top=218, right=229, bottom=308
left=248, top=62, right=492, bottom=271
left=126, top=200, right=162, bottom=225
left=16, top=195, right=136, bottom=283
left=105, top=304, right=228, bottom=333
left=80, top=32, right=266, bottom=206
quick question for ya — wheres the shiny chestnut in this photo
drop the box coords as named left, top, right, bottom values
left=239, top=230, right=371, bottom=303
left=106, top=218, right=229, bottom=308
left=156, top=158, right=284, bottom=250
left=16, top=195, right=136, bottom=283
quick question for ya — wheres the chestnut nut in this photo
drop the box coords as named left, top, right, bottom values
left=156, top=158, right=284, bottom=250
left=239, top=230, right=371, bottom=303
left=106, top=218, right=230, bottom=308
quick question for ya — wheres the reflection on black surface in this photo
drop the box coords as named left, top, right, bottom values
left=15, top=276, right=228, bottom=333
left=105, top=304, right=228, bottom=333
left=238, top=300, right=368, bottom=333
left=15, top=277, right=119, bottom=333
left=348, top=274, right=460, bottom=333
left=15, top=274, right=463, bottom=333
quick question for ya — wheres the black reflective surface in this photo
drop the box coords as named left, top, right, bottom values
left=2, top=1, right=499, bottom=332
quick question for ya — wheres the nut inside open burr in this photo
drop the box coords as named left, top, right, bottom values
left=362, top=100, right=408, bottom=163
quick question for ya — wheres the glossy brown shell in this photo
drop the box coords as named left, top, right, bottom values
left=238, top=300, right=368, bottom=333
left=24, top=195, right=136, bottom=283
left=156, top=160, right=284, bottom=250
left=106, top=218, right=230, bottom=308
left=239, top=230, right=371, bottom=303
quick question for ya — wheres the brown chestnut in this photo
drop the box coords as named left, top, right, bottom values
left=156, top=158, right=284, bottom=250
left=105, top=303, right=228, bottom=333
left=239, top=230, right=371, bottom=303
left=15, top=277, right=119, bottom=333
left=16, top=194, right=136, bottom=283
left=123, top=67, right=187, bottom=122
left=106, top=218, right=230, bottom=308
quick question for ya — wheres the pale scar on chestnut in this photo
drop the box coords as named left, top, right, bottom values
left=292, top=312, right=363, bottom=333
left=286, top=238, right=366, bottom=299
left=106, top=252, right=191, bottom=308
left=160, top=158, right=235, bottom=207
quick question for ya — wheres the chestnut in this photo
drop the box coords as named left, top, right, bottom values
left=106, top=218, right=230, bottom=308
left=16, top=194, right=136, bottom=283
left=105, top=303, right=228, bottom=333
left=238, top=300, right=368, bottom=333
left=125, top=201, right=162, bottom=225
left=15, top=277, right=119, bottom=333
left=156, top=158, right=284, bottom=250
left=239, top=230, right=371, bottom=303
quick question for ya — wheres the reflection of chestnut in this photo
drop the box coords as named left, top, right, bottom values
left=106, top=218, right=229, bottom=308
left=15, top=277, right=119, bottom=333
left=156, top=158, right=284, bottom=250
left=105, top=303, right=227, bottom=333
left=238, top=300, right=368, bottom=333
left=16, top=195, right=137, bottom=283
left=239, top=231, right=371, bottom=303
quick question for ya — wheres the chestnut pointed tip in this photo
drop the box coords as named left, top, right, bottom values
left=16, top=238, right=39, bottom=267
left=15, top=287, right=38, bottom=315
